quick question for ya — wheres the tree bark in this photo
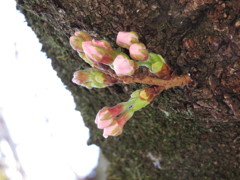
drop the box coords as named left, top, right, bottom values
left=17, top=0, right=240, bottom=179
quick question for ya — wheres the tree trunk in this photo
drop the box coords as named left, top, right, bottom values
left=17, top=0, right=240, bottom=179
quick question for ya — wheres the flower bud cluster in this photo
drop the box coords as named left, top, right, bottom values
left=69, top=31, right=176, bottom=138
left=95, top=86, right=161, bottom=138
left=70, top=31, right=116, bottom=66
left=70, top=31, right=172, bottom=81
left=115, top=32, right=172, bottom=78
left=116, top=32, right=149, bottom=62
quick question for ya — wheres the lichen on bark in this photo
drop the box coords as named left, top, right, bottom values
left=17, top=0, right=240, bottom=179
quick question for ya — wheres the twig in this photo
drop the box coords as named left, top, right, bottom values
left=114, top=74, right=192, bottom=89
left=94, top=65, right=192, bottom=89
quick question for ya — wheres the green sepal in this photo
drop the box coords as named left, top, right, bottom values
left=137, top=53, right=166, bottom=73
left=148, top=53, right=165, bottom=73
left=78, top=52, right=95, bottom=66
left=131, top=98, right=150, bottom=111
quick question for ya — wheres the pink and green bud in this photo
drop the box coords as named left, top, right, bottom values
left=115, top=110, right=134, bottom=127
left=82, top=40, right=115, bottom=65
left=78, top=52, right=95, bottom=66
left=103, top=121, right=123, bottom=138
left=95, top=86, right=161, bottom=138
left=70, top=36, right=84, bottom=52
left=95, top=104, right=125, bottom=129
left=102, top=110, right=134, bottom=138
left=69, top=31, right=92, bottom=52
left=91, top=70, right=117, bottom=88
left=113, top=54, right=137, bottom=76
left=92, top=39, right=112, bottom=50
left=129, top=43, right=149, bottom=61
left=72, top=71, right=89, bottom=85
left=72, top=69, right=117, bottom=89
left=116, top=32, right=139, bottom=49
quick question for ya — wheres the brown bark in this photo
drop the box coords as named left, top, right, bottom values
left=17, top=0, right=240, bottom=179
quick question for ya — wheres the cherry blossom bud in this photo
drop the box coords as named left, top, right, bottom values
left=129, top=43, right=149, bottom=61
left=72, top=69, right=117, bottom=89
left=78, top=52, right=95, bottom=66
left=72, top=71, right=89, bottom=85
left=95, top=104, right=125, bottom=129
left=113, top=54, right=137, bottom=76
left=82, top=40, right=115, bottom=65
left=95, top=87, right=161, bottom=138
left=103, top=121, right=123, bottom=138
left=116, top=32, right=139, bottom=49
left=92, top=39, right=112, bottom=49
left=70, top=31, right=92, bottom=52
left=70, top=36, right=84, bottom=52
left=115, top=110, right=134, bottom=127
left=103, top=110, right=134, bottom=138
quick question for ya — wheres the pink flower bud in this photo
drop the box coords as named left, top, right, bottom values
left=92, top=39, right=112, bottom=49
left=95, top=104, right=124, bottom=129
left=116, top=32, right=139, bottom=49
left=70, top=36, right=84, bottom=52
left=129, top=43, right=149, bottom=61
left=72, top=71, right=89, bottom=85
left=102, top=110, right=134, bottom=138
left=70, top=31, right=92, bottom=52
left=103, top=121, right=123, bottom=138
left=72, top=69, right=117, bottom=89
left=82, top=40, right=115, bottom=65
left=115, top=110, right=134, bottom=127
left=113, top=54, right=137, bottom=76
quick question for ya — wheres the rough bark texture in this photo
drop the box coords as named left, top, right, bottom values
left=17, top=0, right=239, bottom=179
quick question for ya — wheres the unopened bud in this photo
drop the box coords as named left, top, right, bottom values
left=102, top=110, right=134, bottom=138
left=116, top=32, right=139, bottom=49
left=95, top=104, right=125, bottom=129
left=129, top=43, right=149, bottom=61
left=113, top=54, right=137, bottom=76
left=72, top=69, right=117, bottom=89
left=82, top=40, right=115, bottom=65
left=72, top=71, right=89, bottom=85
left=70, top=31, right=92, bottom=52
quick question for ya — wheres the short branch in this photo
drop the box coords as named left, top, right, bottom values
left=94, top=65, right=192, bottom=89
left=116, top=74, right=192, bottom=89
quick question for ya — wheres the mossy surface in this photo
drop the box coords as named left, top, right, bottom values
left=17, top=0, right=240, bottom=179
